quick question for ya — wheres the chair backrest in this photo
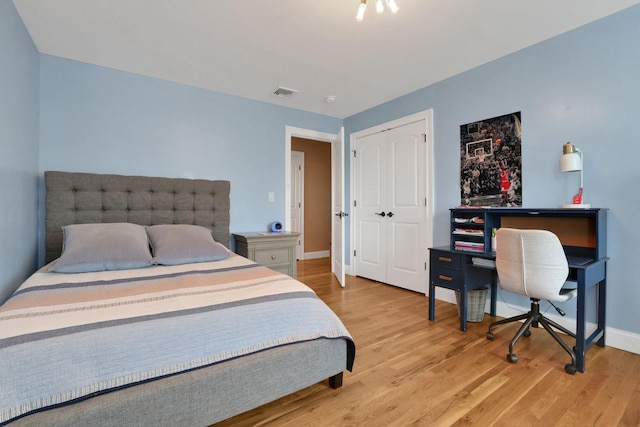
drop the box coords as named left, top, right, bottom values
left=495, top=228, right=569, bottom=301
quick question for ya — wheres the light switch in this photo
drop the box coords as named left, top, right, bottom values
left=268, top=192, right=275, bottom=202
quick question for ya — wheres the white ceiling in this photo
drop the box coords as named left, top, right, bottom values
left=13, top=0, right=640, bottom=118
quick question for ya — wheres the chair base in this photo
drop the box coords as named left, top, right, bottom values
left=486, top=299, right=577, bottom=374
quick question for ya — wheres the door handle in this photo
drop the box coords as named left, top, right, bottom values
left=387, top=212, right=394, bottom=217
left=375, top=211, right=386, bottom=217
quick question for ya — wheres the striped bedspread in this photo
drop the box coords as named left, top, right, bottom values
left=0, top=253, right=354, bottom=424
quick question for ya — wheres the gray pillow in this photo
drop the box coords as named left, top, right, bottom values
left=50, top=223, right=153, bottom=273
left=146, top=224, right=229, bottom=265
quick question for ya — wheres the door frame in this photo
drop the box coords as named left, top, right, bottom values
left=285, top=126, right=340, bottom=241
left=290, top=150, right=305, bottom=260
left=349, top=109, right=435, bottom=280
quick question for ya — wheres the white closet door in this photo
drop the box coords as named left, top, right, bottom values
left=385, top=122, right=427, bottom=292
left=355, top=120, right=427, bottom=293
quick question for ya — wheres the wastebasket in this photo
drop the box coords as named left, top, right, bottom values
left=455, top=286, right=489, bottom=322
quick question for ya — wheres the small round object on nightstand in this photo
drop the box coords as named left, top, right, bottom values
left=271, top=221, right=283, bottom=233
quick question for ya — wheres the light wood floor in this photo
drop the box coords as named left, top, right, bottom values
left=216, top=258, right=640, bottom=426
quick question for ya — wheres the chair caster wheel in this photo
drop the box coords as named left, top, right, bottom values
left=565, top=364, right=577, bottom=375
left=486, top=332, right=494, bottom=341
left=523, top=329, right=531, bottom=337
left=507, top=353, right=518, bottom=363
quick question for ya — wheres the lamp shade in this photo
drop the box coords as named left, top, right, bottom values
left=560, top=152, right=582, bottom=172
left=560, top=142, right=582, bottom=172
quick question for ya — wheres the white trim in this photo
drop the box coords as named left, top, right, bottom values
left=291, top=150, right=305, bottom=260
left=304, top=250, right=331, bottom=260
left=348, top=109, right=434, bottom=278
left=607, top=326, right=640, bottom=355
left=433, top=289, right=640, bottom=356
left=285, top=126, right=337, bottom=232
left=344, top=264, right=353, bottom=276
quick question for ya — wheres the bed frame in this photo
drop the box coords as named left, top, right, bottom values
left=44, top=171, right=231, bottom=262
left=11, top=171, right=348, bottom=426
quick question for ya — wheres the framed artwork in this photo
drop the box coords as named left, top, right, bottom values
left=460, top=112, right=522, bottom=207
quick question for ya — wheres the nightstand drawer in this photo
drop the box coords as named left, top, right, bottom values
left=254, top=247, right=291, bottom=266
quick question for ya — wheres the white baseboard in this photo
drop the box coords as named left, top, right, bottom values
left=304, top=250, right=330, bottom=260
left=432, top=288, right=640, bottom=356
left=604, top=326, right=640, bottom=355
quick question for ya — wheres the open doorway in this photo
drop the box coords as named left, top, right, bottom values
left=291, top=138, right=331, bottom=260
left=285, top=126, right=344, bottom=285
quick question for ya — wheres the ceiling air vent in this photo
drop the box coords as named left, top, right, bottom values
left=273, top=86, right=299, bottom=99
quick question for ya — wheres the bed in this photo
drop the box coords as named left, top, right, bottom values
left=0, top=171, right=355, bottom=426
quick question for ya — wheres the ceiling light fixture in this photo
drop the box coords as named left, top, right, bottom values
left=356, top=0, right=399, bottom=22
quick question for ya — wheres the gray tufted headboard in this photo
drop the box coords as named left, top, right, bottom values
left=45, top=171, right=231, bottom=263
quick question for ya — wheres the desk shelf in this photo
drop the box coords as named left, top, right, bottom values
left=450, top=207, right=607, bottom=260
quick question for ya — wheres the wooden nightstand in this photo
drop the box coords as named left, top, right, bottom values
left=232, top=232, right=300, bottom=278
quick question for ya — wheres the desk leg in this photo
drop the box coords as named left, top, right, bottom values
left=575, top=270, right=586, bottom=373
left=597, top=274, right=607, bottom=347
left=429, top=281, right=435, bottom=321
left=460, top=286, right=467, bottom=332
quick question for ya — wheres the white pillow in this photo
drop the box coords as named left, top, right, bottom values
left=146, top=224, right=229, bottom=265
left=50, top=223, right=153, bottom=273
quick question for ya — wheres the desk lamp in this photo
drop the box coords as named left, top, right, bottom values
left=560, top=142, right=590, bottom=208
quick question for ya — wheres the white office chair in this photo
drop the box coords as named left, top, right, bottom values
left=486, top=228, right=578, bottom=374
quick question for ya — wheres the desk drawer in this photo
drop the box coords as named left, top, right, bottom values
left=431, top=267, right=464, bottom=290
left=430, top=250, right=462, bottom=270
left=254, top=247, right=291, bottom=266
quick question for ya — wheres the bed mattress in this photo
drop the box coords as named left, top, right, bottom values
left=0, top=253, right=354, bottom=425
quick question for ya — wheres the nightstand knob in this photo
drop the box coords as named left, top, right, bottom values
left=271, top=255, right=276, bottom=260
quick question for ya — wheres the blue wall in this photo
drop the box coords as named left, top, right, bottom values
left=345, top=5, right=640, bottom=334
left=0, top=1, right=40, bottom=303
left=38, top=55, right=342, bottom=262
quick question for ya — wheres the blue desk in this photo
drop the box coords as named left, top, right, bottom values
left=428, top=247, right=607, bottom=373
left=429, top=207, right=608, bottom=373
